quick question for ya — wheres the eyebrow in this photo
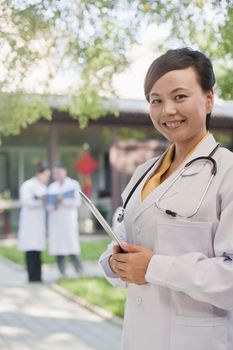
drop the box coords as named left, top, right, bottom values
left=149, top=87, right=190, bottom=98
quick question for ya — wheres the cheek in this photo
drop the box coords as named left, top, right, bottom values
left=149, top=107, right=159, bottom=124
left=180, top=101, right=203, bottom=120
left=193, top=95, right=209, bottom=116
left=149, top=114, right=159, bottom=129
left=195, top=100, right=208, bottom=120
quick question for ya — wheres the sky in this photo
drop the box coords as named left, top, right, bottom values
left=112, top=42, right=156, bottom=100
left=54, top=23, right=167, bottom=100
left=112, top=21, right=174, bottom=99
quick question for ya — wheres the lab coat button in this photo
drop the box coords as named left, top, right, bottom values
left=135, top=227, right=141, bottom=235
left=136, top=296, right=142, bottom=305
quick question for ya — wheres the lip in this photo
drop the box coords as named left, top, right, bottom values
left=162, top=120, right=185, bottom=130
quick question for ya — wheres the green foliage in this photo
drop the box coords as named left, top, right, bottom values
left=217, top=6, right=233, bottom=57
left=62, top=91, right=119, bottom=129
left=0, top=2, right=54, bottom=91
left=0, top=0, right=138, bottom=134
left=0, top=93, right=51, bottom=136
left=58, top=277, right=126, bottom=318
left=119, top=127, right=149, bottom=141
left=217, top=68, right=233, bottom=100
left=0, top=0, right=232, bottom=136
left=139, top=1, right=233, bottom=99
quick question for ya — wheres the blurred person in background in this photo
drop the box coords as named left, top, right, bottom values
left=18, top=162, right=50, bottom=282
left=47, top=163, right=83, bottom=277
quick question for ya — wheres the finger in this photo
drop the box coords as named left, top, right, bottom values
left=120, top=241, right=144, bottom=253
left=113, top=253, right=130, bottom=263
left=117, top=270, right=128, bottom=279
left=119, top=272, right=133, bottom=283
left=112, top=245, right=122, bottom=254
left=120, top=276, right=129, bottom=282
left=114, top=261, right=128, bottom=272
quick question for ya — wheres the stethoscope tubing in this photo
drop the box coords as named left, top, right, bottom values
left=117, top=143, right=220, bottom=222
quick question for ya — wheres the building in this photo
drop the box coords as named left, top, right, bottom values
left=0, top=97, right=233, bottom=234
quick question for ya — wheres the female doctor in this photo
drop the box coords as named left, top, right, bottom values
left=99, top=47, right=233, bottom=350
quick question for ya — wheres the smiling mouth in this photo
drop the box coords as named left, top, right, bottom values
left=163, top=120, right=185, bottom=130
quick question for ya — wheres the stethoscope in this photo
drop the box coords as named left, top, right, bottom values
left=117, top=143, right=220, bottom=222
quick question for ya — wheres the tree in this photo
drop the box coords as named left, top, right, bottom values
left=0, top=0, right=232, bottom=136
left=1, top=0, right=136, bottom=133
left=139, top=1, right=233, bottom=99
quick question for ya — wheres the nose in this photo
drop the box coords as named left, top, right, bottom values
left=162, top=100, right=177, bottom=117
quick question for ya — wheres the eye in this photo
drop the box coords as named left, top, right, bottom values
left=175, top=94, right=187, bottom=101
left=150, top=98, right=161, bottom=105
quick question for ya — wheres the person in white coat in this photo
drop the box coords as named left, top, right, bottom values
left=47, top=163, right=82, bottom=276
left=18, top=162, right=50, bottom=282
left=99, top=47, right=233, bottom=350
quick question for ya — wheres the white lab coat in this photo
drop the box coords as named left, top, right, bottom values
left=18, top=177, right=47, bottom=251
left=99, top=133, right=233, bottom=350
left=47, top=177, right=81, bottom=255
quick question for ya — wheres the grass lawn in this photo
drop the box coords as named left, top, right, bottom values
left=0, top=238, right=111, bottom=264
left=58, top=277, right=126, bottom=318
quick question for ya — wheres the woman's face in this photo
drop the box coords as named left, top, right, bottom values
left=37, top=169, right=50, bottom=184
left=148, top=67, right=214, bottom=147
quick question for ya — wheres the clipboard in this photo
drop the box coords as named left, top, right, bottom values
left=79, top=191, right=126, bottom=251
left=46, top=190, right=75, bottom=206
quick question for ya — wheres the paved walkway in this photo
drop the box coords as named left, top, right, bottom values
left=0, top=253, right=122, bottom=349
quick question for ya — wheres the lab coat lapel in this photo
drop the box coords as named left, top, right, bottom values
left=129, top=148, right=176, bottom=221
left=131, top=133, right=218, bottom=221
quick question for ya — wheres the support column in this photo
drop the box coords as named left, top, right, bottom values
left=49, top=121, right=59, bottom=165
left=18, top=150, right=24, bottom=189
left=110, top=127, right=122, bottom=212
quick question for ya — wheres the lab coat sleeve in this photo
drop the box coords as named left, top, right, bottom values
left=98, top=221, right=127, bottom=288
left=61, top=182, right=82, bottom=208
left=145, top=189, right=233, bottom=310
left=20, top=183, right=44, bottom=208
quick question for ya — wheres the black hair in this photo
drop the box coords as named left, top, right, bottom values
left=52, top=162, right=65, bottom=169
left=144, top=47, right=215, bottom=129
left=35, top=161, right=49, bottom=174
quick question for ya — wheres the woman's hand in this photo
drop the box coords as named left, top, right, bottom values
left=109, top=244, right=123, bottom=273
left=111, top=242, right=154, bottom=285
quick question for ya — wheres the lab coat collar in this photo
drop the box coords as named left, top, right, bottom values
left=131, top=133, right=218, bottom=222
left=182, top=133, right=218, bottom=165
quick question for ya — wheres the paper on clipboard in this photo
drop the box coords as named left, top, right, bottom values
left=79, top=191, right=126, bottom=251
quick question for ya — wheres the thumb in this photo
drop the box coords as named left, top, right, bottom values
left=120, top=241, right=143, bottom=253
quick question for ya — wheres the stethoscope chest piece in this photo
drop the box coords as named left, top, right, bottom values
left=117, top=207, right=125, bottom=223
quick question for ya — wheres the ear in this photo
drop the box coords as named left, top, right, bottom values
left=206, top=90, right=214, bottom=114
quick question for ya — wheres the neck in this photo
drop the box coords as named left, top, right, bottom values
left=173, top=131, right=208, bottom=165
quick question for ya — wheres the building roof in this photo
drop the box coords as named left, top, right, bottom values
left=48, top=96, right=233, bottom=130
